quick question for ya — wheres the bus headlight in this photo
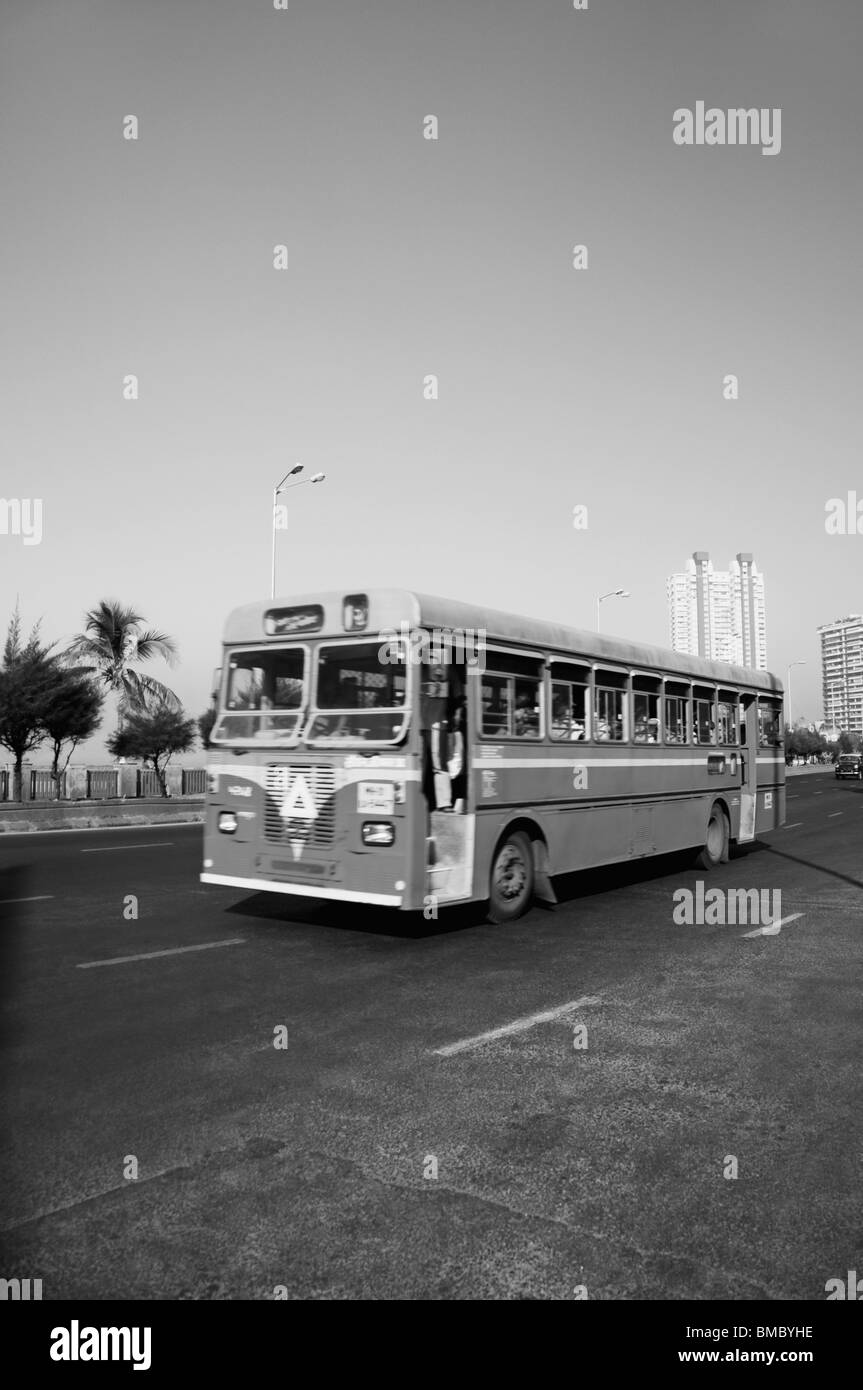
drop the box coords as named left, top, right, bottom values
left=219, top=811, right=238, bottom=834
left=362, top=821, right=395, bottom=846
left=208, top=771, right=219, bottom=794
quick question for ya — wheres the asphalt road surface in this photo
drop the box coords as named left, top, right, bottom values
left=0, top=772, right=859, bottom=1299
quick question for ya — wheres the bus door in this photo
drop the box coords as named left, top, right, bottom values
left=421, top=662, right=474, bottom=904
left=738, top=695, right=758, bottom=843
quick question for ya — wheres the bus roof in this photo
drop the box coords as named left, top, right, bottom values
left=223, top=589, right=783, bottom=694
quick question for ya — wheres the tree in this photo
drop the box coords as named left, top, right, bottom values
left=64, top=600, right=180, bottom=727
left=106, top=703, right=197, bottom=796
left=43, top=671, right=105, bottom=792
left=0, top=611, right=59, bottom=800
left=198, top=707, right=217, bottom=749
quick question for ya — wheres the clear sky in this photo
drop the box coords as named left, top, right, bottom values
left=2, top=0, right=861, bottom=760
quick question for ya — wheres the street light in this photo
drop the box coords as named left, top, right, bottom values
left=785, top=661, right=806, bottom=731
left=271, top=467, right=327, bottom=597
left=596, top=588, right=630, bottom=632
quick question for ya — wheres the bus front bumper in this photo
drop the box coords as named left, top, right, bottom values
left=200, top=872, right=403, bottom=907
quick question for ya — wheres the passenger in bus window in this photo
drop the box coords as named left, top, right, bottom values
left=551, top=687, right=571, bottom=738
left=514, top=687, right=539, bottom=737
left=484, top=688, right=507, bottom=735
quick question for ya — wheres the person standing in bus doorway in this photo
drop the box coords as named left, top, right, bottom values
left=421, top=664, right=454, bottom=811
left=447, top=701, right=466, bottom=813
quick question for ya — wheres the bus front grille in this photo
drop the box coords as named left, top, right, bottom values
left=264, top=765, right=337, bottom=847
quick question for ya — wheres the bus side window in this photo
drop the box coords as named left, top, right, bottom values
left=550, top=663, right=590, bottom=740
left=693, top=688, right=717, bottom=745
left=663, top=682, right=690, bottom=744
left=633, top=677, right=661, bottom=742
left=481, top=674, right=511, bottom=736
left=481, top=655, right=545, bottom=738
left=594, top=668, right=628, bottom=741
left=717, top=695, right=738, bottom=745
left=758, top=699, right=782, bottom=747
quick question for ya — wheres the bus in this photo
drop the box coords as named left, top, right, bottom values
left=201, top=589, right=786, bottom=922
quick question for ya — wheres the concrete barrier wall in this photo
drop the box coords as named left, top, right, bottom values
left=0, top=797, right=205, bottom=834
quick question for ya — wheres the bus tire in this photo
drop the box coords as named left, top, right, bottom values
left=488, top=830, right=535, bottom=924
left=693, top=805, right=729, bottom=870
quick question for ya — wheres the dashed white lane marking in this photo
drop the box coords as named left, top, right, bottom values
left=828, top=812, right=843, bottom=818
left=80, top=842, right=175, bottom=853
left=787, top=795, right=799, bottom=799
left=781, top=822, right=804, bottom=830
left=433, top=995, right=602, bottom=1057
left=742, top=913, right=804, bottom=939
left=813, top=792, right=824, bottom=796
left=0, top=895, right=54, bottom=905
left=77, top=938, right=245, bottom=968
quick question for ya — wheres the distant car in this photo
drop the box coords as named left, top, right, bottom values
left=835, top=753, right=863, bottom=780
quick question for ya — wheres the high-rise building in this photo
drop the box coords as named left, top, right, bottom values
left=667, top=552, right=767, bottom=669
left=817, top=615, right=863, bottom=733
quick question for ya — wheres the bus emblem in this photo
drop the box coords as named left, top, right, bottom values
left=280, top=775, right=318, bottom=822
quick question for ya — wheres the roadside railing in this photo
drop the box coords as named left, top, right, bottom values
left=0, top=765, right=208, bottom=803
left=30, top=770, right=66, bottom=800
left=87, top=770, right=120, bottom=799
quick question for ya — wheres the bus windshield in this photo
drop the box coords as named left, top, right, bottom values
left=306, top=641, right=408, bottom=743
left=212, top=646, right=307, bottom=743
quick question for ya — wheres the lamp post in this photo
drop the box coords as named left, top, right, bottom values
left=785, top=661, right=805, bottom=732
left=270, top=467, right=326, bottom=597
left=595, top=588, right=630, bottom=633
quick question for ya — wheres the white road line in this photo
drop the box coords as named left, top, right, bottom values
left=827, top=812, right=843, bottom=818
left=781, top=822, right=804, bottom=830
left=742, top=913, right=804, bottom=939
left=76, top=938, right=245, bottom=969
left=433, top=995, right=602, bottom=1057
left=0, top=895, right=54, bottom=905
left=813, top=792, right=823, bottom=796
left=787, top=795, right=799, bottom=799
left=80, top=841, right=175, bottom=853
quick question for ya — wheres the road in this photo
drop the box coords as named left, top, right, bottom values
left=0, top=771, right=859, bottom=1300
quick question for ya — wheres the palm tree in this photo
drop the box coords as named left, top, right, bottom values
left=64, top=600, right=180, bottom=727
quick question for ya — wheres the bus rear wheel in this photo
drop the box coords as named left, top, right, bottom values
left=693, top=805, right=729, bottom=870
left=488, top=831, right=535, bottom=924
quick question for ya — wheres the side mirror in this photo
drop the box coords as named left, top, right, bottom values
left=211, top=667, right=222, bottom=702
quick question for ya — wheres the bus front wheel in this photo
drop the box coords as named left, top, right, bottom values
left=488, top=831, right=535, bottom=924
left=693, top=805, right=729, bottom=870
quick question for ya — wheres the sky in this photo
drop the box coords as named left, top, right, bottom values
left=1, top=0, right=861, bottom=762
